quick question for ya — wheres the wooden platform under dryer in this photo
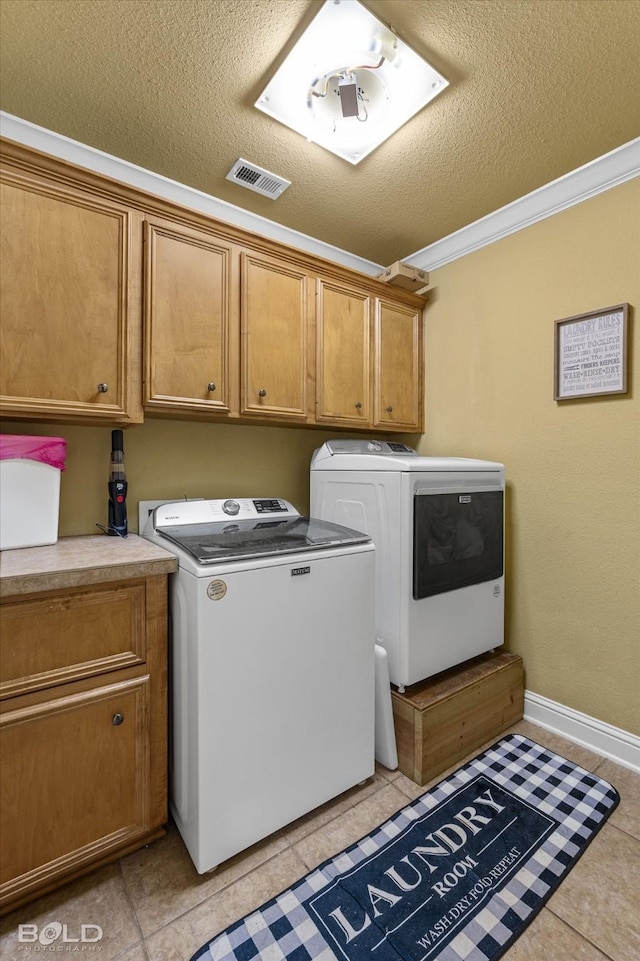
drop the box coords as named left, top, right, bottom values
left=391, top=651, right=524, bottom=785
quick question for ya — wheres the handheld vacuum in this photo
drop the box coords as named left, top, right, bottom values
left=108, top=430, right=128, bottom=537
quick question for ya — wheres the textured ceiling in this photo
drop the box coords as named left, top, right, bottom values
left=1, top=0, right=639, bottom=265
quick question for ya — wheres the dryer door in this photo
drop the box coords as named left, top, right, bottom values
left=413, top=489, right=503, bottom=599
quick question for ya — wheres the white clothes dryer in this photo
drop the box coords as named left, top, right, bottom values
left=310, top=440, right=505, bottom=690
left=140, top=496, right=375, bottom=873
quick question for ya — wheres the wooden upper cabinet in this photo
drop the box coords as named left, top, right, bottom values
left=0, top=141, right=426, bottom=434
left=241, top=252, right=310, bottom=421
left=144, top=217, right=237, bottom=415
left=316, top=278, right=371, bottom=426
left=0, top=167, right=142, bottom=423
left=374, top=299, right=423, bottom=432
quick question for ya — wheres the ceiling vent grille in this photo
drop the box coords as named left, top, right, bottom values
left=226, top=159, right=290, bottom=199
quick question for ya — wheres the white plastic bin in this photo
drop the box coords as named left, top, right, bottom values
left=0, top=435, right=66, bottom=550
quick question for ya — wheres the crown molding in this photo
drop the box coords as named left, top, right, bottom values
left=405, top=138, right=640, bottom=271
left=2, top=112, right=638, bottom=278
left=0, top=111, right=383, bottom=277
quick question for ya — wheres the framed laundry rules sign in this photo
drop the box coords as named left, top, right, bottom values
left=554, top=303, right=630, bottom=399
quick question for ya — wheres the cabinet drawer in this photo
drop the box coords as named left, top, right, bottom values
left=0, top=582, right=146, bottom=699
left=0, top=675, right=151, bottom=896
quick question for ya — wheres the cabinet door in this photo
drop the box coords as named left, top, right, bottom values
left=241, top=252, right=310, bottom=420
left=0, top=581, right=147, bottom=700
left=316, top=279, right=371, bottom=426
left=0, top=168, right=142, bottom=423
left=374, top=299, right=423, bottom=432
left=0, top=676, right=151, bottom=901
left=144, top=218, right=236, bottom=414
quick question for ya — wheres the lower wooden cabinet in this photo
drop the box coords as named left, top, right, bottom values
left=1, top=678, right=151, bottom=891
left=0, top=575, right=168, bottom=915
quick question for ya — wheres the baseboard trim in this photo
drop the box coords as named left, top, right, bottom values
left=407, top=138, right=640, bottom=270
left=524, top=691, right=640, bottom=774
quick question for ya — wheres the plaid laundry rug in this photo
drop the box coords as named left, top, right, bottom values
left=191, top=734, right=619, bottom=961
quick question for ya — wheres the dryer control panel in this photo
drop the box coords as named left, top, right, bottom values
left=324, top=439, right=418, bottom=456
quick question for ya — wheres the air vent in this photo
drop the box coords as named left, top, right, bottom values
left=226, top=159, right=290, bottom=199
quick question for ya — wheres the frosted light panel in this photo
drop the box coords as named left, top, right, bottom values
left=255, top=0, right=448, bottom=164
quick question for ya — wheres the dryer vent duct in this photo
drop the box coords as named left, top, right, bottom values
left=226, top=159, right=291, bottom=199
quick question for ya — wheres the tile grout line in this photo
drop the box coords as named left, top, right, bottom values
left=276, top=771, right=390, bottom=850
left=138, top=845, right=311, bottom=952
left=544, top=905, right=618, bottom=961
left=116, top=857, right=148, bottom=959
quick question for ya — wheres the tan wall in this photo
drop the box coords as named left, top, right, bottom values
left=421, top=178, right=640, bottom=735
left=0, top=419, right=359, bottom=536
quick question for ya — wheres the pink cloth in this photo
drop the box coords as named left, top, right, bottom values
left=0, top=434, right=67, bottom=470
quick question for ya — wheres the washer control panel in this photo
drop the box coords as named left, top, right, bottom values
left=253, top=499, right=289, bottom=514
left=149, top=497, right=299, bottom=529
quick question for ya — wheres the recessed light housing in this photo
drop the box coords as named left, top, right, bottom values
left=255, top=0, right=448, bottom=165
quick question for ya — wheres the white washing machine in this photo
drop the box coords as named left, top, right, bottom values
left=140, top=496, right=375, bottom=873
left=311, top=440, right=505, bottom=690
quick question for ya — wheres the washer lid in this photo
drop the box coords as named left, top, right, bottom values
left=156, top=515, right=371, bottom=565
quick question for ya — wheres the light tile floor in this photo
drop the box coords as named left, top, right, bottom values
left=1, top=720, right=638, bottom=961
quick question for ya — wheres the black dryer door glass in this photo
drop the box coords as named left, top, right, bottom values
left=413, top=490, right=503, bottom=599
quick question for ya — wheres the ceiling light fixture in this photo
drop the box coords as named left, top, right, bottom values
left=255, top=0, right=448, bottom=165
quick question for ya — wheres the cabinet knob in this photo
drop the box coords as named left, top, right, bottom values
left=112, top=713, right=124, bottom=726
left=354, top=401, right=362, bottom=409
left=386, top=405, right=393, bottom=413
left=258, top=388, right=267, bottom=397
left=207, top=382, right=216, bottom=392
left=97, top=383, right=109, bottom=393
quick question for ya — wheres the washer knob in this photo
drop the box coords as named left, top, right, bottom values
left=222, top=499, right=240, bottom=516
